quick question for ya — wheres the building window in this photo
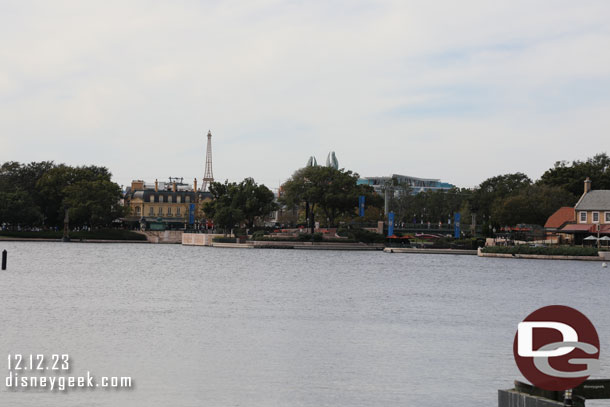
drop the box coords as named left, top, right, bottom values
left=159, top=196, right=164, bottom=203
left=177, top=207, right=181, bottom=216
left=168, top=196, right=172, bottom=203
left=592, top=212, right=599, bottom=223
left=135, top=207, right=141, bottom=215
left=149, top=207, right=154, bottom=216
left=185, top=196, right=190, bottom=203
left=167, top=207, right=172, bottom=216
left=579, top=212, right=587, bottom=223
left=149, top=195, right=155, bottom=203
left=606, top=212, right=610, bottom=223
left=177, top=196, right=182, bottom=203
left=158, top=207, right=163, bottom=216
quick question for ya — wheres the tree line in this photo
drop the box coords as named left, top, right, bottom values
left=279, top=166, right=383, bottom=231
left=203, top=178, right=278, bottom=234
left=3, top=152, right=608, bottom=233
left=385, top=153, right=610, bottom=231
left=0, top=161, right=124, bottom=229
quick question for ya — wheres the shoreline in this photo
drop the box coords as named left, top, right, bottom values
left=0, top=237, right=150, bottom=244
left=478, top=251, right=604, bottom=261
left=3, top=238, right=609, bottom=261
left=477, top=247, right=608, bottom=261
left=383, top=247, right=477, bottom=255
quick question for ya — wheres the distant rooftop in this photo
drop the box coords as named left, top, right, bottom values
left=363, top=174, right=441, bottom=182
left=544, top=207, right=574, bottom=229
left=575, top=190, right=610, bottom=211
left=358, top=173, right=455, bottom=195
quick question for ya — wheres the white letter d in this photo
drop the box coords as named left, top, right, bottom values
left=518, top=322, right=578, bottom=357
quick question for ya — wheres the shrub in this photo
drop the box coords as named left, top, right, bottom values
left=352, top=229, right=385, bottom=244
left=430, top=237, right=451, bottom=248
left=0, top=229, right=147, bottom=241
left=251, top=230, right=266, bottom=240
left=256, top=236, right=299, bottom=242
left=295, top=232, right=323, bottom=242
left=450, top=238, right=485, bottom=250
left=212, top=237, right=237, bottom=243
left=336, top=226, right=349, bottom=238
left=336, top=227, right=384, bottom=243
left=233, top=228, right=246, bottom=237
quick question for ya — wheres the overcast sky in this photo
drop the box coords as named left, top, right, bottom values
left=1, top=0, right=609, bottom=190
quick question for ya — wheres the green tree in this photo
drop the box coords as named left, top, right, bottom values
left=539, top=153, right=610, bottom=196
left=280, top=166, right=381, bottom=229
left=0, top=190, right=43, bottom=227
left=212, top=205, right=244, bottom=235
left=491, top=184, right=575, bottom=226
left=63, top=179, right=124, bottom=228
left=233, top=178, right=278, bottom=228
left=0, top=161, right=55, bottom=227
left=36, top=164, right=120, bottom=228
left=469, top=173, right=532, bottom=221
left=203, top=181, right=238, bottom=234
left=203, top=179, right=277, bottom=234
left=0, top=161, right=55, bottom=196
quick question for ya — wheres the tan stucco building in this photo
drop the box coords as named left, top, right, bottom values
left=123, top=178, right=212, bottom=230
left=552, top=178, right=610, bottom=243
left=574, top=178, right=610, bottom=227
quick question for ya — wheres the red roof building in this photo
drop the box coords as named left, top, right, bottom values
left=544, top=207, right=575, bottom=230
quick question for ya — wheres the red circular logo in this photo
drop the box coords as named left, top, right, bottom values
left=513, top=305, right=600, bottom=391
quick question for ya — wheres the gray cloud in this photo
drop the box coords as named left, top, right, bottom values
left=1, top=0, right=609, bottom=189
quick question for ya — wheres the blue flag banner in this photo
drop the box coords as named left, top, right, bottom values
left=189, top=203, right=195, bottom=225
left=359, top=196, right=365, bottom=217
left=388, top=211, right=394, bottom=237
left=454, top=212, right=461, bottom=238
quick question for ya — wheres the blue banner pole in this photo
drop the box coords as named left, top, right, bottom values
left=189, top=203, right=195, bottom=225
left=359, top=196, right=365, bottom=217
left=388, top=211, right=394, bottom=237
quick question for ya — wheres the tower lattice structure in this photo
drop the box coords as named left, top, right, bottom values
left=202, top=130, right=214, bottom=192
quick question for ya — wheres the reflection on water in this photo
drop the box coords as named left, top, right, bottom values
left=0, top=242, right=608, bottom=406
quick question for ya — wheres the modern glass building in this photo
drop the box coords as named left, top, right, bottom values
left=357, top=174, right=455, bottom=195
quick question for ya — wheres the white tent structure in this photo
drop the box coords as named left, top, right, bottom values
left=599, top=235, right=610, bottom=248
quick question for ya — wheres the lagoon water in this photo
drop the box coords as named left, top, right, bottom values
left=1, top=242, right=609, bottom=406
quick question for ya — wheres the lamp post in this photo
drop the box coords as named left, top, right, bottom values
left=597, top=223, right=601, bottom=249
left=62, top=207, right=70, bottom=242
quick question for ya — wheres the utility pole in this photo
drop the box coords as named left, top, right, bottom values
left=384, top=187, right=389, bottom=216
left=62, top=207, right=70, bottom=242
left=598, top=223, right=601, bottom=249
left=471, top=213, right=477, bottom=237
